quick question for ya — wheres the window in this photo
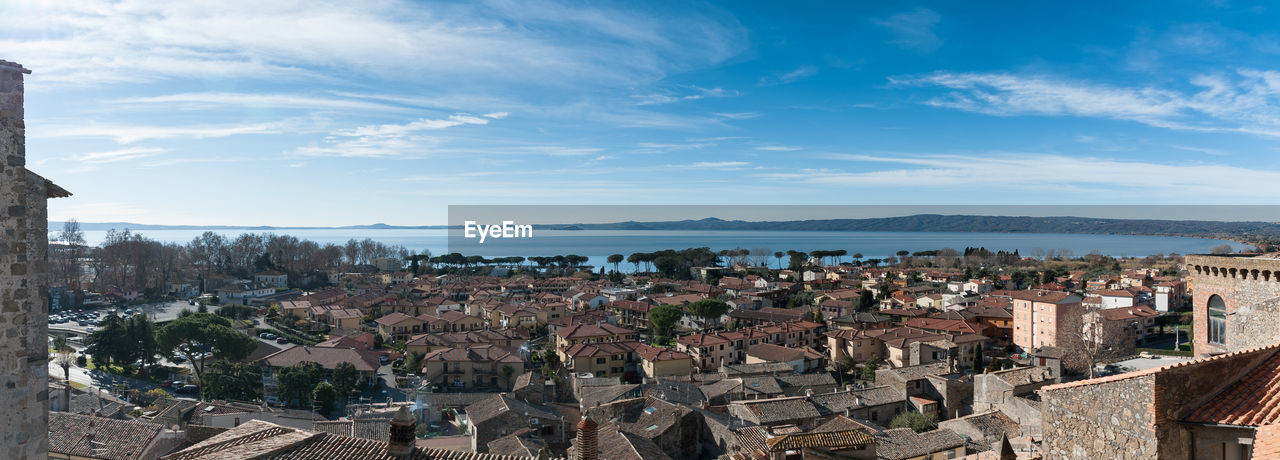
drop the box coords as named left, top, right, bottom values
left=596, top=358, right=606, bottom=364
left=1209, top=295, right=1227, bottom=345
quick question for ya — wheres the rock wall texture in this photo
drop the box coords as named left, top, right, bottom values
left=1040, top=344, right=1278, bottom=459
left=0, top=60, right=48, bottom=460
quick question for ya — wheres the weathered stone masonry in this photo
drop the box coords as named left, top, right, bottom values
left=1040, top=344, right=1279, bottom=459
left=1, top=59, right=68, bottom=460
left=1186, top=254, right=1280, bottom=356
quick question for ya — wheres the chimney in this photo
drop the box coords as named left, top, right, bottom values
left=387, top=405, right=416, bottom=458
left=575, top=414, right=598, bottom=460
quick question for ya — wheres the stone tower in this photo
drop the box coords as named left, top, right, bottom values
left=1, top=59, right=69, bottom=459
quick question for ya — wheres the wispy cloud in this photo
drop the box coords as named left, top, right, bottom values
left=756, top=145, right=802, bottom=152
left=3, top=0, right=746, bottom=87
left=631, top=86, right=740, bottom=105
left=34, top=119, right=312, bottom=144
left=874, top=8, right=942, bottom=52
left=112, top=92, right=412, bottom=112
left=759, top=65, right=817, bottom=86
left=893, top=69, right=1280, bottom=137
left=337, top=114, right=490, bottom=137
left=70, top=147, right=168, bottom=163
left=766, top=151, right=1280, bottom=198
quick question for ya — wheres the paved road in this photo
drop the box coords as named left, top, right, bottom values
left=50, top=300, right=194, bottom=336
left=48, top=344, right=166, bottom=400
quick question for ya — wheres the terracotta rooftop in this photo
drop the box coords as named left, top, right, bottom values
left=765, top=428, right=876, bottom=452
left=1186, top=348, right=1280, bottom=426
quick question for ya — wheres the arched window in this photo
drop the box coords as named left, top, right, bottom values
left=1209, top=295, right=1227, bottom=345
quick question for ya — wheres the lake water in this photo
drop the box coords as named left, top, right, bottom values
left=63, top=228, right=1247, bottom=270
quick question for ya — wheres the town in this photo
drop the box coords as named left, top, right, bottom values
left=28, top=204, right=1251, bottom=459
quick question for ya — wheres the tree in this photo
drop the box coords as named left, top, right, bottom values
left=502, top=365, right=515, bottom=385
left=686, top=299, right=730, bottom=327
left=127, top=314, right=160, bottom=371
left=156, top=313, right=257, bottom=385
left=971, top=343, right=984, bottom=374
left=649, top=304, right=684, bottom=338
left=312, top=381, right=337, bottom=415
left=889, top=411, right=938, bottom=433
left=607, top=254, right=624, bottom=273
left=276, top=362, right=324, bottom=407
left=85, top=315, right=129, bottom=367
left=331, top=362, right=359, bottom=399
left=404, top=352, right=424, bottom=374
left=860, top=356, right=880, bottom=382
left=202, top=361, right=263, bottom=401
left=773, top=251, right=784, bottom=269
left=833, top=355, right=856, bottom=387
left=858, top=290, right=876, bottom=312
left=541, top=349, right=561, bottom=377
left=52, top=335, right=69, bottom=353
left=55, top=351, right=74, bottom=408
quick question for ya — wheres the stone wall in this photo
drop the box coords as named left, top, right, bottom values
left=1041, top=374, right=1158, bottom=459
left=1186, top=255, right=1280, bottom=356
left=0, top=59, right=47, bottom=460
left=1040, top=344, right=1279, bottom=459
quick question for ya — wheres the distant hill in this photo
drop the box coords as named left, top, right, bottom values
left=51, top=214, right=1280, bottom=240
left=538, top=214, right=1280, bottom=239
left=50, top=222, right=446, bottom=231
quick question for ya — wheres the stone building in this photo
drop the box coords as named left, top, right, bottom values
left=1186, top=254, right=1280, bottom=356
left=1, top=59, right=70, bottom=459
left=1038, top=342, right=1280, bottom=459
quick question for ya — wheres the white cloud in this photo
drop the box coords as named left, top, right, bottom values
left=756, top=145, right=802, bottom=151
left=1, top=0, right=746, bottom=88
left=112, top=92, right=412, bottom=112
left=873, top=8, right=942, bottom=52
left=483, top=112, right=509, bottom=119
left=34, top=119, right=310, bottom=144
left=336, top=114, right=489, bottom=138
left=893, top=69, right=1280, bottom=137
left=760, top=65, right=817, bottom=86
left=70, top=147, right=168, bottom=163
left=767, top=151, right=1280, bottom=199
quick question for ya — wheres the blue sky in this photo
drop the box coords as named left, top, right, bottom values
left=7, top=0, right=1280, bottom=226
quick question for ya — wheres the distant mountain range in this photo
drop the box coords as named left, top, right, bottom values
left=51, top=222, right=447, bottom=231
left=51, top=214, right=1280, bottom=240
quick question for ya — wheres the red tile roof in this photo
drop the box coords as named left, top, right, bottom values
left=1186, top=349, right=1280, bottom=426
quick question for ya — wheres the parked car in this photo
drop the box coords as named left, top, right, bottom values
left=175, top=385, right=199, bottom=395
left=275, top=337, right=289, bottom=344
left=378, top=355, right=390, bottom=364
left=161, top=380, right=173, bottom=388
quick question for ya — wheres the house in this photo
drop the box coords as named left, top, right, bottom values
left=1153, top=280, right=1186, bottom=312
left=563, top=341, right=642, bottom=378
left=635, top=343, right=694, bottom=379
left=728, top=387, right=906, bottom=429
left=467, top=395, right=565, bottom=454
left=874, top=428, right=968, bottom=460
left=1010, top=290, right=1083, bottom=353
left=875, top=362, right=973, bottom=420
left=216, top=281, right=276, bottom=305
left=420, top=345, right=525, bottom=391
left=160, top=409, right=531, bottom=460
left=260, top=346, right=380, bottom=399
left=373, top=312, right=423, bottom=341
left=553, top=323, right=637, bottom=362
left=744, top=342, right=825, bottom=373
left=49, top=411, right=182, bottom=460
left=254, top=270, right=289, bottom=289
left=607, top=300, right=655, bottom=330
left=404, top=328, right=529, bottom=357
left=583, top=396, right=703, bottom=460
